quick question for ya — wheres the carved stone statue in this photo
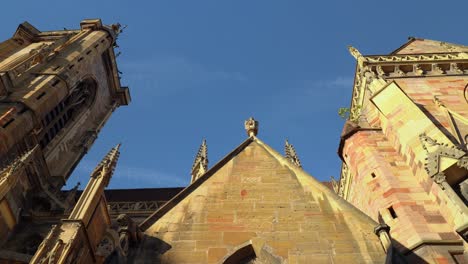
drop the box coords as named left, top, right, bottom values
left=244, top=117, right=259, bottom=137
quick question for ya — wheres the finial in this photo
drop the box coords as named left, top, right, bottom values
left=347, top=45, right=363, bottom=60
left=284, top=139, right=302, bottom=168
left=191, top=139, right=208, bottom=183
left=0, top=145, right=37, bottom=178
left=91, top=143, right=121, bottom=185
left=244, top=117, right=259, bottom=137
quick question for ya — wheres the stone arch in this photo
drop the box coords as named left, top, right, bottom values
left=223, top=243, right=256, bottom=264
left=221, top=240, right=283, bottom=264
left=67, top=76, right=98, bottom=115
left=39, top=76, right=98, bottom=148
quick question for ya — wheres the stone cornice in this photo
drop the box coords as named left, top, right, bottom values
left=348, top=49, right=468, bottom=122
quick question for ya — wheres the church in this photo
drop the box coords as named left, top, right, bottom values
left=0, top=19, right=466, bottom=263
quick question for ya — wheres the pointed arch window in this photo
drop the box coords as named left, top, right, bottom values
left=39, top=78, right=97, bottom=148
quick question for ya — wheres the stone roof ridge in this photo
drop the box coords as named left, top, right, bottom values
left=390, top=37, right=468, bottom=55
left=139, top=137, right=254, bottom=230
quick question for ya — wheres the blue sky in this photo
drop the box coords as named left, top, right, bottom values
left=1, top=1, right=468, bottom=189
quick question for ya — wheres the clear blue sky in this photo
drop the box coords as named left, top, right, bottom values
left=1, top=1, right=467, bottom=189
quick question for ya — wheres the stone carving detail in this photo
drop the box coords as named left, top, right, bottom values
left=244, top=117, right=259, bottom=137
left=366, top=52, right=468, bottom=63
left=75, top=130, right=98, bottom=152
left=284, top=140, right=302, bottom=168
left=348, top=46, right=364, bottom=60
left=413, top=64, right=424, bottom=76
left=116, top=214, right=142, bottom=256
left=337, top=163, right=349, bottom=197
left=108, top=201, right=160, bottom=213
left=419, top=134, right=467, bottom=176
left=349, top=48, right=468, bottom=123
left=91, top=144, right=121, bottom=183
left=191, top=139, right=208, bottom=182
left=0, top=146, right=36, bottom=182
left=96, top=229, right=121, bottom=261
left=331, top=176, right=339, bottom=193
left=433, top=172, right=448, bottom=190
left=419, top=134, right=468, bottom=191
left=458, top=156, right=468, bottom=170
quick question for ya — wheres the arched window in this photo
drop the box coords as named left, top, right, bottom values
left=39, top=78, right=97, bottom=148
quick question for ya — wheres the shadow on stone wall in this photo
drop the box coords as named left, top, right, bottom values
left=391, top=239, right=429, bottom=264
left=126, top=235, right=171, bottom=264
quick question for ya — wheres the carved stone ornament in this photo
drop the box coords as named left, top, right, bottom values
left=458, top=156, right=468, bottom=170
left=349, top=49, right=468, bottom=124
left=331, top=176, right=339, bottom=193
left=337, top=163, right=349, bottom=198
left=433, top=172, right=448, bottom=189
left=90, top=144, right=121, bottom=186
left=191, top=139, right=208, bottom=180
left=0, top=146, right=37, bottom=187
left=419, top=134, right=466, bottom=177
left=348, top=46, right=364, bottom=60
left=244, top=117, right=259, bottom=137
left=117, top=214, right=142, bottom=246
left=284, top=140, right=302, bottom=168
left=96, top=229, right=121, bottom=260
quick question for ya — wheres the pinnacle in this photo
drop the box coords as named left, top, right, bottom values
left=90, top=143, right=121, bottom=178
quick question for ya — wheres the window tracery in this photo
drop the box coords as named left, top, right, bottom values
left=39, top=78, right=97, bottom=148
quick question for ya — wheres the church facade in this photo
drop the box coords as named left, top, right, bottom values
left=0, top=20, right=466, bottom=263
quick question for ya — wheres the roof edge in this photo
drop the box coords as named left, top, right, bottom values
left=390, top=37, right=420, bottom=55
left=139, top=137, right=254, bottom=231
left=254, top=137, right=380, bottom=226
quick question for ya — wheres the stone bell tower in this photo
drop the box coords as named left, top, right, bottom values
left=0, top=19, right=130, bottom=246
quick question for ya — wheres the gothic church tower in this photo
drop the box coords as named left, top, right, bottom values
left=0, top=19, right=130, bottom=246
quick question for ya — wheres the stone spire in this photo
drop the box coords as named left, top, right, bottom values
left=90, top=143, right=121, bottom=185
left=285, top=139, right=302, bottom=168
left=191, top=139, right=208, bottom=183
left=0, top=146, right=37, bottom=198
left=31, top=143, right=123, bottom=264
left=244, top=117, right=259, bottom=137
left=0, top=146, right=37, bottom=179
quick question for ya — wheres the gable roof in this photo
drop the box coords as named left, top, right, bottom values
left=391, top=37, right=468, bottom=55
left=139, top=136, right=378, bottom=231
left=139, top=137, right=253, bottom=230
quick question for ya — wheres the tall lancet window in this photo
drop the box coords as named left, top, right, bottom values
left=39, top=78, right=97, bottom=148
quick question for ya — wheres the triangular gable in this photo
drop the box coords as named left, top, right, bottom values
left=136, top=137, right=386, bottom=262
left=140, top=137, right=378, bottom=231
left=391, top=37, right=468, bottom=55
